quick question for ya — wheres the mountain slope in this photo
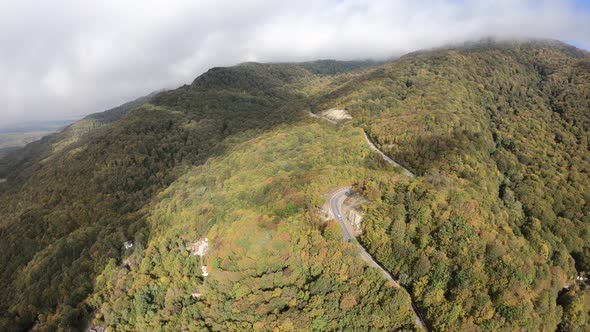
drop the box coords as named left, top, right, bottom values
left=316, top=39, right=590, bottom=330
left=1, top=40, right=589, bottom=331
left=90, top=122, right=417, bottom=330
left=0, top=61, right=387, bottom=330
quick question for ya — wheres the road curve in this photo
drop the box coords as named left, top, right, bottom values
left=332, top=130, right=428, bottom=329
left=329, top=187, right=428, bottom=330
left=362, top=131, right=415, bottom=178
left=329, top=187, right=400, bottom=287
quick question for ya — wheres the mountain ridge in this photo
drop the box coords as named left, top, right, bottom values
left=0, top=39, right=589, bottom=331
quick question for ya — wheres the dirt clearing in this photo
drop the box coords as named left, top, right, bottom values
left=320, top=109, right=352, bottom=121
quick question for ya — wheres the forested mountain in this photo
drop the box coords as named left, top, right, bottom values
left=316, top=40, right=590, bottom=330
left=0, top=40, right=589, bottom=331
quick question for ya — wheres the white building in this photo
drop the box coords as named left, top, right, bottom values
left=201, top=265, right=209, bottom=277
left=188, top=238, right=209, bottom=256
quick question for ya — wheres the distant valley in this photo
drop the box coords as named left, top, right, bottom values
left=0, top=120, right=76, bottom=156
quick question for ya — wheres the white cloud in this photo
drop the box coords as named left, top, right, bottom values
left=0, top=0, right=588, bottom=125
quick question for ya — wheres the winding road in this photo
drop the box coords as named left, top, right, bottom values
left=362, top=131, right=415, bottom=178
left=329, top=187, right=401, bottom=286
left=327, top=129, right=428, bottom=330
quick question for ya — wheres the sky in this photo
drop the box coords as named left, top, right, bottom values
left=1, top=0, right=589, bottom=126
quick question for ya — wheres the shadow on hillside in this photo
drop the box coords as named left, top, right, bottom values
left=0, top=78, right=311, bottom=329
left=377, top=129, right=491, bottom=179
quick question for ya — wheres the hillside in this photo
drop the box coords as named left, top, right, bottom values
left=0, top=60, right=393, bottom=330
left=0, top=40, right=589, bottom=331
left=317, top=39, right=590, bottom=330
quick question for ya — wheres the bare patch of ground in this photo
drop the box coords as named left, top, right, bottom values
left=307, top=110, right=336, bottom=124
left=340, top=192, right=366, bottom=235
left=306, top=109, right=352, bottom=124
left=320, top=109, right=352, bottom=121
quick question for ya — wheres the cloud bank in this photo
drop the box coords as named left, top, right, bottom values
left=1, top=0, right=589, bottom=125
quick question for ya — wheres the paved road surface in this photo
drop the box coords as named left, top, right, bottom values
left=329, top=187, right=401, bottom=286
left=363, top=131, right=415, bottom=177
left=310, top=112, right=428, bottom=329
left=329, top=187, right=428, bottom=329
left=333, top=129, right=428, bottom=329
